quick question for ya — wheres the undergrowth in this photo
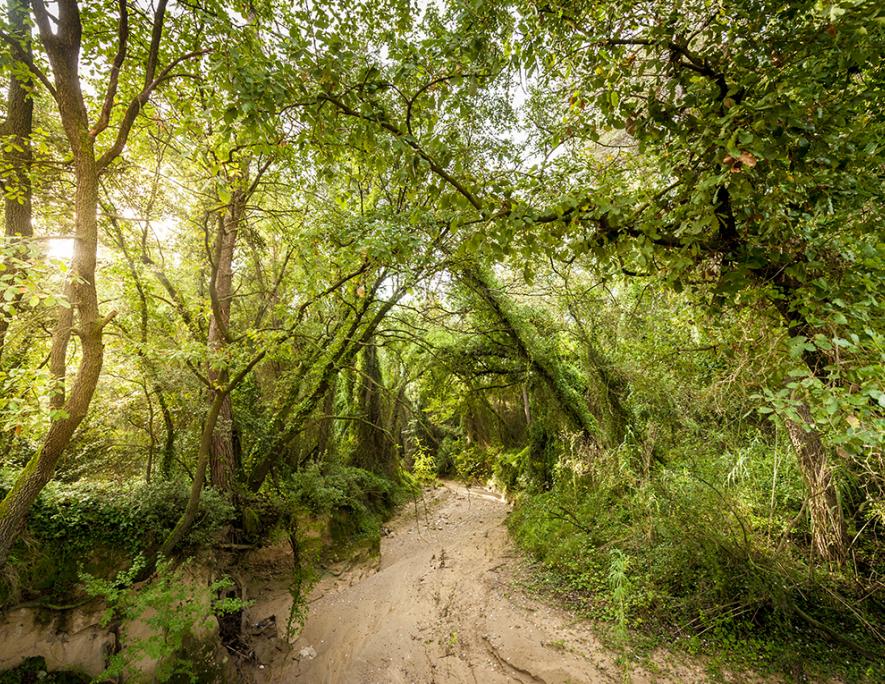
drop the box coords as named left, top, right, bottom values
left=81, top=556, right=249, bottom=683
left=505, top=433, right=884, bottom=682
left=0, top=472, right=234, bottom=607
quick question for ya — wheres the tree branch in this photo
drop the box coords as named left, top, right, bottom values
left=144, top=0, right=169, bottom=85
left=97, top=48, right=210, bottom=170
left=318, top=92, right=484, bottom=213
left=603, top=38, right=729, bottom=99
left=0, top=28, right=57, bottom=100
left=91, top=0, right=129, bottom=138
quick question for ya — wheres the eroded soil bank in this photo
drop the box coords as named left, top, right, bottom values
left=240, top=482, right=726, bottom=683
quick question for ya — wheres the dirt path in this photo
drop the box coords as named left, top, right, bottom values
left=240, top=482, right=708, bottom=683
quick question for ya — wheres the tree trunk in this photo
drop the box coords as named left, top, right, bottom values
left=785, top=403, right=847, bottom=565
left=210, top=395, right=236, bottom=490
left=584, top=342, right=629, bottom=448
left=0, top=149, right=104, bottom=568
left=521, top=382, right=532, bottom=426
left=0, top=0, right=34, bottom=360
left=462, top=265, right=600, bottom=439
left=314, top=376, right=337, bottom=460
left=767, top=292, right=849, bottom=565
left=144, top=385, right=155, bottom=484
left=159, top=391, right=226, bottom=557
left=353, top=340, right=395, bottom=474
left=159, top=347, right=267, bottom=557
left=207, top=193, right=243, bottom=493
left=0, top=1, right=112, bottom=568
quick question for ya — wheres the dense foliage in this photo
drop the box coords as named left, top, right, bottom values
left=0, top=0, right=881, bottom=680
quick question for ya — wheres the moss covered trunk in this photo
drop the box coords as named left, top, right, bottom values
left=207, top=191, right=245, bottom=494
left=461, top=264, right=600, bottom=440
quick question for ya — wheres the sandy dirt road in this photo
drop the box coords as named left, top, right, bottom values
left=240, top=482, right=707, bottom=683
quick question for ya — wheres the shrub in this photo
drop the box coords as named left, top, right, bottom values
left=434, top=436, right=458, bottom=476
left=82, top=557, right=249, bottom=683
left=410, top=443, right=439, bottom=486
left=0, top=474, right=236, bottom=554
left=504, top=436, right=885, bottom=678
left=0, top=470, right=235, bottom=605
left=283, top=463, right=394, bottom=519
left=493, top=446, right=529, bottom=492
left=453, top=444, right=493, bottom=484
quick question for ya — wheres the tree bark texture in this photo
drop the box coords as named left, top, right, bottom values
left=207, top=192, right=244, bottom=492
left=785, top=402, right=847, bottom=565
left=769, top=292, right=849, bottom=566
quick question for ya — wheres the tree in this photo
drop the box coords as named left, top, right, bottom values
left=461, top=263, right=601, bottom=440
left=0, top=0, right=34, bottom=359
left=443, top=0, right=885, bottom=564
left=351, top=338, right=396, bottom=475
left=0, top=0, right=203, bottom=567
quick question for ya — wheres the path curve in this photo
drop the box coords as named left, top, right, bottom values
left=240, top=482, right=699, bottom=684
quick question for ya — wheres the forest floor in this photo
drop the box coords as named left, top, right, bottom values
left=236, top=482, right=774, bottom=683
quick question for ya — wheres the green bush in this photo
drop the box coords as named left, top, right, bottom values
left=0, top=470, right=235, bottom=605
left=407, top=438, right=440, bottom=490
left=433, top=436, right=458, bottom=476
left=492, top=446, right=527, bottom=492
left=281, top=462, right=395, bottom=541
left=410, top=442, right=439, bottom=486
left=284, top=463, right=393, bottom=516
left=0, top=473, right=235, bottom=554
left=131, top=480, right=235, bottom=548
left=82, top=557, right=248, bottom=683
left=453, top=444, right=493, bottom=483
left=428, top=437, right=495, bottom=484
